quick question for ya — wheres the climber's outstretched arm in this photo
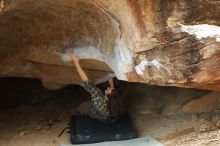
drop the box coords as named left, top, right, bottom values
left=67, top=50, right=89, bottom=82
left=108, top=77, right=114, bottom=89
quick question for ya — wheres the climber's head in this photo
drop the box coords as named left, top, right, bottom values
left=104, top=87, right=113, bottom=96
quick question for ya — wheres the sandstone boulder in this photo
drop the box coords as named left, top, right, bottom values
left=0, top=0, right=220, bottom=90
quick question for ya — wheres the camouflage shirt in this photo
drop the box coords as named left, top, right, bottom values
left=82, top=80, right=110, bottom=121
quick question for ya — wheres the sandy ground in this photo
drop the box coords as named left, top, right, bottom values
left=0, top=99, right=219, bottom=146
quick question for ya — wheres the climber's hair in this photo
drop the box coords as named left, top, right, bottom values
left=107, top=89, right=125, bottom=117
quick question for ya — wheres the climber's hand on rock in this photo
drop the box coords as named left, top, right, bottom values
left=67, top=50, right=79, bottom=63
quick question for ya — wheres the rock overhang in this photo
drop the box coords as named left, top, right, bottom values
left=0, top=0, right=220, bottom=91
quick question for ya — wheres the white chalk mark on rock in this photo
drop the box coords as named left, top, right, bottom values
left=110, top=41, right=133, bottom=80
left=56, top=41, right=133, bottom=81
left=180, top=24, right=220, bottom=42
left=135, top=59, right=163, bottom=75
left=60, top=46, right=105, bottom=62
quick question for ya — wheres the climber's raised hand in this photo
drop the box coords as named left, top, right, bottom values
left=66, top=50, right=88, bottom=81
left=67, top=50, right=79, bottom=63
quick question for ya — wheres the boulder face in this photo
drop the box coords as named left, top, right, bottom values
left=0, top=0, right=220, bottom=90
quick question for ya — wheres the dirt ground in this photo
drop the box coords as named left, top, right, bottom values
left=0, top=97, right=219, bottom=146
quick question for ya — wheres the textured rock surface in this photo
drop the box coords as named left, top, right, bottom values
left=0, top=0, right=220, bottom=90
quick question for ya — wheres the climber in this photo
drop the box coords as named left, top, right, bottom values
left=67, top=50, right=125, bottom=122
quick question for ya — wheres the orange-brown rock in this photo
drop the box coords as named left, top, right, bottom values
left=181, top=92, right=220, bottom=113
left=0, top=0, right=220, bottom=90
